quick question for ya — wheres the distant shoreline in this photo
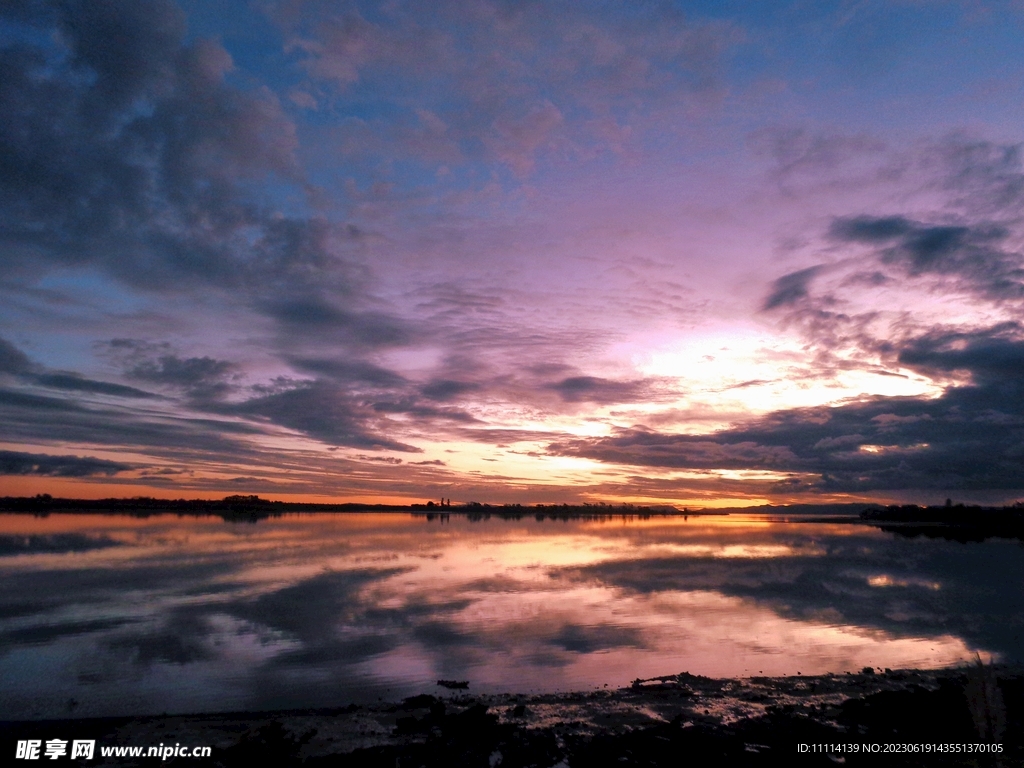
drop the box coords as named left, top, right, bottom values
left=2, top=495, right=1022, bottom=527
left=0, top=494, right=727, bottom=518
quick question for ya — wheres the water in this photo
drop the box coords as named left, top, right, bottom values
left=1, top=511, right=1021, bottom=719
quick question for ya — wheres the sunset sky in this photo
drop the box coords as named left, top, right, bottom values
left=3, top=0, right=1024, bottom=506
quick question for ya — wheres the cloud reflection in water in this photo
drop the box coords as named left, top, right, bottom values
left=0, top=512, right=1018, bottom=718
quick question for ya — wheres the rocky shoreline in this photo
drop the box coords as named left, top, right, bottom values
left=3, top=666, right=1021, bottom=766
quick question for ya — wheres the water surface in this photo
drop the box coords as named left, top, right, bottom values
left=1, top=511, right=1021, bottom=719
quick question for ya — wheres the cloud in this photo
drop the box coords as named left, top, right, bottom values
left=90, top=338, right=243, bottom=402
left=896, top=323, right=1024, bottom=385
left=486, top=101, right=564, bottom=177
left=0, top=449, right=132, bottom=477
left=282, top=0, right=737, bottom=174
left=0, top=385, right=265, bottom=466
left=750, top=128, right=888, bottom=184
left=420, top=379, right=480, bottom=402
left=550, top=623, right=643, bottom=653
left=126, top=354, right=238, bottom=402
left=31, top=373, right=160, bottom=399
left=109, top=611, right=218, bottom=667
left=0, top=337, right=159, bottom=398
left=933, top=136, right=1024, bottom=215
left=828, top=214, right=1024, bottom=301
left=829, top=215, right=915, bottom=243
left=0, top=336, right=449, bottom=480
left=263, top=298, right=413, bottom=347
left=371, top=397, right=478, bottom=423
left=543, top=375, right=648, bottom=404
left=558, top=528, right=1024, bottom=656
left=0, top=337, right=34, bottom=375
left=232, top=380, right=419, bottom=451
left=0, top=533, right=121, bottom=557
left=762, top=265, right=825, bottom=310
left=5, top=4, right=1023, bottom=504
left=290, top=357, right=407, bottom=388
left=755, top=140, right=1024, bottom=435
left=353, top=454, right=402, bottom=464
left=1, top=1, right=298, bottom=284
left=0, top=0, right=413, bottom=351
left=548, top=323, right=1024, bottom=494
left=229, top=568, right=409, bottom=644
left=1, top=617, right=139, bottom=647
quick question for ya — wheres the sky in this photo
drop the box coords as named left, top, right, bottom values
left=2, top=0, right=1024, bottom=507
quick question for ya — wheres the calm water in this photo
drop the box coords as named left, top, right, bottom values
left=1, top=511, right=1021, bottom=719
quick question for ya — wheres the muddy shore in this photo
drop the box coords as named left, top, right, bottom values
left=3, top=666, right=1021, bottom=766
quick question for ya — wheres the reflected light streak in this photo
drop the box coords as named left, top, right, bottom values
left=868, top=575, right=942, bottom=590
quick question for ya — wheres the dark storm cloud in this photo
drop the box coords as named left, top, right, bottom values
left=829, top=215, right=1024, bottom=300
left=549, top=325, right=1024, bottom=493
left=0, top=449, right=131, bottom=477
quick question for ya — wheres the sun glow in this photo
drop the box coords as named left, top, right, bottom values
left=632, top=328, right=945, bottom=418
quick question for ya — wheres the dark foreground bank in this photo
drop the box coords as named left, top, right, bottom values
left=2, top=666, right=1021, bottom=766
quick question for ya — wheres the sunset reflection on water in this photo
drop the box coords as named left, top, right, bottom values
left=0, top=512, right=1018, bottom=719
